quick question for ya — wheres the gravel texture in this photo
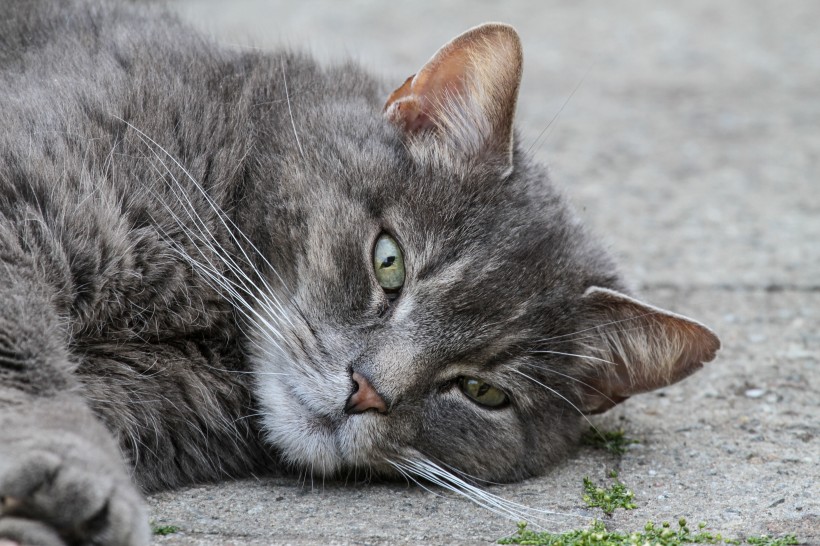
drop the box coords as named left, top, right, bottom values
left=147, top=1, right=819, bottom=544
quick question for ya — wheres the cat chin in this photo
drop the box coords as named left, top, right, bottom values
left=258, top=403, right=399, bottom=478
left=252, top=352, right=400, bottom=478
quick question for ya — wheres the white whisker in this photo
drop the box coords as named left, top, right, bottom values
left=533, top=313, right=660, bottom=345
left=114, top=119, right=305, bottom=380
left=510, top=369, right=597, bottom=430
left=119, top=117, right=293, bottom=311
left=387, top=457, right=587, bottom=525
left=516, top=362, right=616, bottom=415
left=281, top=58, right=305, bottom=160
left=526, top=62, right=593, bottom=156
left=527, top=349, right=615, bottom=365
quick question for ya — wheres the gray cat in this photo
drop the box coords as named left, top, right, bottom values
left=0, top=1, right=720, bottom=544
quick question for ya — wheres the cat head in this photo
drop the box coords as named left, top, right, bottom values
left=247, top=23, right=720, bottom=482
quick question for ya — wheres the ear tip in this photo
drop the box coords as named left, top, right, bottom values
left=470, top=22, right=520, bottom=36
left=684, top=318, right=721, bottom=364
left=700, top=327, right=722, bottom=361
left=460, top=22, right=523, bottom=57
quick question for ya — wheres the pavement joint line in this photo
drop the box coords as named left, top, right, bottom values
left=638, top=283, right=820, bottom=293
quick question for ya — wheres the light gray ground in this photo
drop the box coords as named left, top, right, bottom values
left=148, top=1, right=819, bottom=544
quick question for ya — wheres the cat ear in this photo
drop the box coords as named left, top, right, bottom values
left=383, top=23, right=523, bottom=172
left=577, top=287, right=721, bottom=415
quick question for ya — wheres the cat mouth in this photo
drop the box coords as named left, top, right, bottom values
left=255, top=369, right=401, bottom=476
left=281, top=415, right=396, bottom=477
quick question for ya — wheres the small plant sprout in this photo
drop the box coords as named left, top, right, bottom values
left=498, top=519, right=800, bottom=546
left=580, top=428, right=640, bottom=456
left=498, top=475, right=800, bottom=545
left=582, top=473, right=637, bottom=515
left=151, top=523, right=181, bottom=536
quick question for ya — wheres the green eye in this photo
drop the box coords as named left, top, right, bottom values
left=373, top=233, right=405, bottom=292
left=458, top=377, right=509, bottom=408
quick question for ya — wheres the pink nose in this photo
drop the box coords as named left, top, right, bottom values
left=345, top=371, right=388, bottom=414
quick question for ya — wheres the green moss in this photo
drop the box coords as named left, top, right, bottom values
left=582, top=473, right=637, bottom=515
left=151, top=524, right=181, bottom=536
left=745, top=536, right=799, bottom=546
left=498, top=520, right=798, bottom=546
left=580, top=428, right=639, bottom=456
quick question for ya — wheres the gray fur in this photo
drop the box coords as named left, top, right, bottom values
left=0, top=1, right=718, bottom=544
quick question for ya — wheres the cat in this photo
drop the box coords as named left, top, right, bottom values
left=0, top=1, right=720, bottom=544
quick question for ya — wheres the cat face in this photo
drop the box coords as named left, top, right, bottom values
left=248, top=24, right=719, bottom=482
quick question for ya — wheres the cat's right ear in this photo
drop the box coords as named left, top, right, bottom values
left=576, top=287, right=721, bottom=415
left=383, top=23, right=523, bottom=174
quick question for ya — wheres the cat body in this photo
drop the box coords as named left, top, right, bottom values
left=0, top=1, right=719, bottom=544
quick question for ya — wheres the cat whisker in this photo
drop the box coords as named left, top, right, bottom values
left=125, top=131, right=298, bottom=353
left=525, top=62, right=593, bottom=156
left=390, top=463, right=417, bottom=491
left=426, top=457, right=507, bottom=488
left=510, top=369, right=596, bottom=426
left=388, top=462, right=449, bottom=501
left=156, top=215, right=297, bottom=362
left=281, top=58, right=306, bottom=160
left=128, top=175, right=302, bottom=380
left=128, top=141, right=305, bottom=377
left=516, top=362, right=618, bottom=432
left=151, top=228, right=289, bottom=353
left=388, top=457, right=587, bottom=525
left=133, top=150, right=292, bottom=362
left=532, top=312, right=662, bottom=345
left=182, top=256, right=286, bottom=345
left=120, top=117, right=294, bottom=308
left=387, top=462, right=524, bottom=523
left=150, top=168, right=289, bottom=324
left=527, top=349, right=616, bottom=365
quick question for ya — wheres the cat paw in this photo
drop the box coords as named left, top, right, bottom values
left=0, top=447, right=150, bottom=546
left=0, top=516, right=64, bottom=546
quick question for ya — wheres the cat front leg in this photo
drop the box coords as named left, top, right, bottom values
left=0, top=262, right=150, bottom=546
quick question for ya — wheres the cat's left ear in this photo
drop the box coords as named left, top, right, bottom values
left=577, top=287, right=721, bottom=415
left=384, top=23, right=523, bottom=173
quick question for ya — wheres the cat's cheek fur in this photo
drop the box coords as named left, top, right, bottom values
left=416, top=393, right=528, bottom=481
left=254, top=365, right=343, bottom=475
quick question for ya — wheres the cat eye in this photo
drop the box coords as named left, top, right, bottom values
left=458, top=377, right=509, bottom=408
left=373, top=233, right=405, bottom=294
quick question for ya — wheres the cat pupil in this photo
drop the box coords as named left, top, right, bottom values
left=459, top=377, right=509, bottom=408
left=381, top=256, right=395, bottom=269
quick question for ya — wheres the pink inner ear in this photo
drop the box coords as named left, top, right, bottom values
left=384, top=48, right=473, bottom=135
left=383, top=76, right=432, bottom=134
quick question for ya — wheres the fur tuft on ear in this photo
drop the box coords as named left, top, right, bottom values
left=577, top=287, right=721, bottom=415
left=383, top=23, right=523, bottom=173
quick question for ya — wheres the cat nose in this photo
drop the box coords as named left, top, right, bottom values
left=345, top=371, right=388, bottom=415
